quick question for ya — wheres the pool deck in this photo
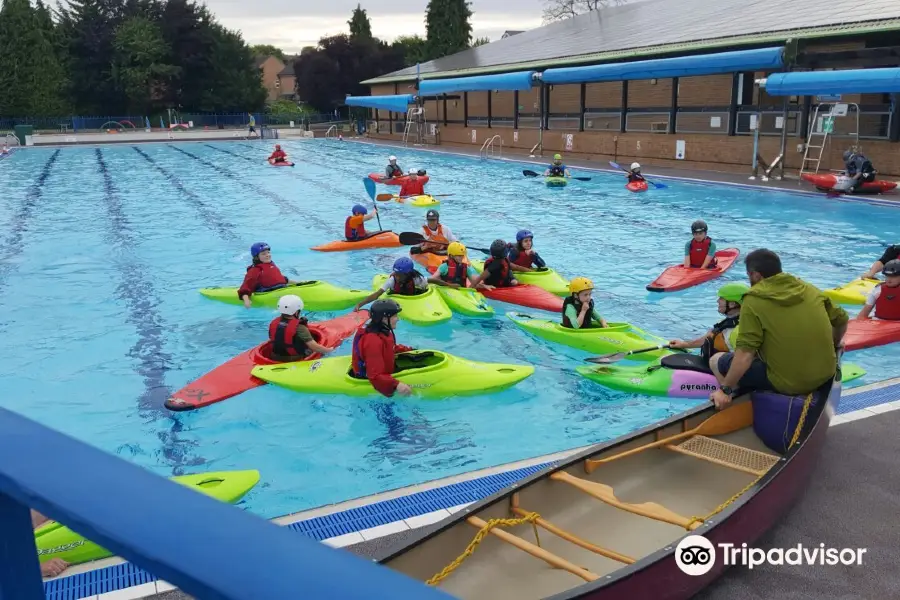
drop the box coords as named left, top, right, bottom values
left=41, top=375, right=900, bottom=600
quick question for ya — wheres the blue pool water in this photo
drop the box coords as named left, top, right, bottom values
left=1, top=140, right=896, bottom=518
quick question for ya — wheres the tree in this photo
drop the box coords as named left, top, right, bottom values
left=112, top=16, right=180, bottom=113
left=250, top=43, right=285, bottom=60
left=471, top=36, right=490, bottom=47
left=542, top=0, right=627, bottom=23
left=425, top=0, right=472, bottom=61
left=197, top=23, right=266, bottom=111
left=348, top=3, right=372, bottom=42
left=391, top=35, right=427, bottom=67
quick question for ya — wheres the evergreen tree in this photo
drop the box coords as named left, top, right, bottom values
left=197, top=23, right=266, bottom=112
left=392, top=35, right=427, bottom=67
left=348, top=4, right=372, bottom=42
left=250, top=44, right=285, bottom=61
left=424, top=0, right=472, bottom=60
left=112, top=16, right=180, bottom=113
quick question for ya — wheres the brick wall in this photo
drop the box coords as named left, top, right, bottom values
left=628, top=79, right=673, bottom=108
left=467, top=92, right=488, bottom=118
left=549, top=83, right=580, bottom=113
left=678, top=75, right=732, bottom=107
left=493, top=91, right=515, bottom=118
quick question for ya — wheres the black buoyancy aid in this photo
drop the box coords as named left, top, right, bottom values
left=700, top=315, right=740, bottom=361
left=387, top=164, right=403, bottom=177
left=549, top=165, right=565, bottom=177
left=483, top=257, right=512, bottom=286
left=689, top=237, right=713, bottom=268
left=269, top=316, right=311, bottom=357
left=561, top=296, right=599, bottom=329
left=442, top=260, right=468, bottom=286
left=874, top=284, right=900, bottom=320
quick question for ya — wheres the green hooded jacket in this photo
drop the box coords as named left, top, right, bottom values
left=735, top=272, right=849, bottom=395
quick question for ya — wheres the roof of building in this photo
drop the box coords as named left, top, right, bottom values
left=501, top=30, right=524, bottom=38
left=278, top=64, right=295, bottom=77
left=363, top=0, right=900, bottom=84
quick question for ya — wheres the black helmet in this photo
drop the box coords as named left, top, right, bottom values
left=490, top=239, right=508, bottom=258
left=691, top=219, right=708, bottom=233
left=417, top=169, right=427, bottom=176
left=426, top=209, right=439, bottom=220
left=843, top=149, right=854, bottom=162
left=370, top=299, right=402, bottom=320
left=883, top=259, right=900, bottom=277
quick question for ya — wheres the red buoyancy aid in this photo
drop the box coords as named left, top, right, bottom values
left=443, top=260, right=469, bottom=286
left=392, top=273, right=419, bottom=295
left=345, top=216, right=367, bottom=241
left=268, top=316, right=311, bottom=357
left=351, top=326, right=392, bottom=378
left=387, top=165, right=403, bottom=177
left=874, top=284, right=900, bottom=320
left=689, top=237, right=713, bottom=268
left=510, top=250, right=533, bottom=268
left=399, top=178, right=426, bottom=197
left=483, top=257, right=512, bottom=286
left=561, top=296, right=599, bottom=329
left=250, top=262, right=288, bottom=291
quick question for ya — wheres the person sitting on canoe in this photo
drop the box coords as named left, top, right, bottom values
left=269, top=295, right=334, bottom=361
left=684, top=219, right=717, bottom=269
left=268, top=144, right=288, bottom=164
left=626, top=162, right=645, bottom=183
left=350, top=299, right=414, bottom=397
left=508, top=230, right=546, bottom=269
left=410, top=209, right=458, bottom=255
left=708, top=249, right=848, bottom=410
left=345, top=204, right=378, bottom=241
left=398, top=169, right=428, bottom=198
left=385, top=155, right=403, bottom=179
left=843, top=149, right=876, bottom=192
left=857, top=259, right=900, bottom=321
left=238, top=243, right=297, bottom=309
left=354, top=257, right=429, bottom=310
left=861, top=244, right=900, bottom=279
left=428, top=242, right=491, bottom=290
left=543, top=153, right=571, bottom=178
left=471, top=239, right=532, bottom=288
left=669, top=282, right=749, bottom=361
left=561, top=277, right=608, bottom=329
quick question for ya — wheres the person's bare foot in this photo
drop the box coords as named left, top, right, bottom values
left=41, top=558, right=69, bottom=578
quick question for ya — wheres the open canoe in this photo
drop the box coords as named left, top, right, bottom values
left=376, top=376, right=841, bottom=599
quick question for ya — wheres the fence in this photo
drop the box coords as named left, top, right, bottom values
left=0, top=407, right=449, bottom=600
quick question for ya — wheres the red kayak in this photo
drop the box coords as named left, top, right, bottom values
left=269, top=159, right=294, bottom=167
left=165, top=310, right=368, bottom=411
left=646, top=248, right=740, bottom=293
left=481, top=285, right=564, bottom=312
left=843, top=318, right=900, bottom=352
left=801, top=173, right=897, bottom=195
left=368, top=172, right=409, bottom=186
left=626, top=181, right=648, bottom=193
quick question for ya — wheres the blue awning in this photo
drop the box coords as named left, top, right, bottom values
left=542, top=47, right=784, bottom=85
left=765, top=68, right=900, bottom=95
left=345, top=94, right=414, bottom=113
left=418, top=71, right=535, bottom=95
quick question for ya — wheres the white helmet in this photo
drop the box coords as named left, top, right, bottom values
left=389, top=155, right=397, bottom=161
left=277, top=294, right=303, bottom=315
left=631, top=162, right=641, bottom=171
left=408, top=168, right=417, bottom=175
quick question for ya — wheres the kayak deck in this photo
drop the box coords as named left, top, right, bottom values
left=311, top=230, right=402, bottom=252
left=646, top=248, right=740, bottom=292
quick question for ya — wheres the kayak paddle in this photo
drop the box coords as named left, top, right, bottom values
left=584, top=344, right=674, bottom=364
left=376, top=193, right=455, bottom=201
left=398, top=232, right=491, bottom=254
left=525, top=168, right=590, bottom=182
left=609, top=161, right=668, bottom=190
left=362, top=178, right=384, bottom=230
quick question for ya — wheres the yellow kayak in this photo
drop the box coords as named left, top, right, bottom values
left=371, top=274, right=452, bottom=326
left=823, top=278, right=878, bottom=305
left=394, top=194, right=440, bottom=207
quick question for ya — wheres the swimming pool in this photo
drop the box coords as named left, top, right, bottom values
left=1, top=139, right=896, bottom=518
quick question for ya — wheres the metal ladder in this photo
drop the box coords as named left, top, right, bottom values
left=324, top=125, right=337, bottom=139
left=800, top=102, right=860, bottom=175
left=4, top=132, right=21, bottom=147
left=479, top=135, right=503, bottom=160
left=402, top=107, right=426, bottom=146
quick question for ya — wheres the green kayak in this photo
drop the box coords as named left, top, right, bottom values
left=371, top=275, right=452, bottom=326
left=434, top=285, right=494, bottom=317
left=252, top=350, right=534, bottom=398
left=35, top=470, right=260, bottom=566
left=471, top=260, right=570, bottom=296
left=199, top=280, right=369, bottom=311
left=545, top=176, right=568, bottom=187
left=507, top=311, right=672, bottom=360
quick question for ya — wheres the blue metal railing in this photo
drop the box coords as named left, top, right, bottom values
left=0, top=407, right=451, bottom=600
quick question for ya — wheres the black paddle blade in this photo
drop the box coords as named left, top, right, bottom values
left=398, top=232, right=427, bottom=245
left=573, top=177, right=591, bottom=182
left=523, top=169, right=539, bottom=177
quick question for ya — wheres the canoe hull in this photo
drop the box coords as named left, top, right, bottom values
left=647, top=248, right=740, bottom=293
left=844, top=318, right=900, bottom=351
left=311, top=231, right=402, bottom=252
left=199, top=280, right=370, bottom=311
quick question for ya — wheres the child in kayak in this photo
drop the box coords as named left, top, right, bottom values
left=669, top=282, right=748, bottom=360
left=543, top=153, right=571, bottom=178
left=354, top=257, right=429, bottom=310
left=385, top=155, right=403, bottom=179
left=398, top=169, right=428, bottom=198
left=561, top=277, right=608, bottom=329
left=508, top=230, right=546, bottom=269
left=410, top=209, right=457, bottom=255
left=269, top=295, right=335, bottom=361
left=428, top=242, right=492, bottom=290
left=238, top=242, right=297, bottom=308
left=857, top=259, right=900, bottom=321
left=268, top=144, right=288, bottom=164
left=471, top=239, right=532, bottom=288
left=350, top=299, right=415, bottom=397
left=345, top=204, right=378, bottom=241
left=684, top=219, right=717, bottom=269
left=626, top=162, right=645, bottom=183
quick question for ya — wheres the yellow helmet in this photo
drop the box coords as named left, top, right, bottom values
left=447, top=242, right=466, bottom=256
left=568, top=276, right=594, bottom=293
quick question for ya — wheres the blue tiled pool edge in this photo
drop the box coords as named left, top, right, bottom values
left=43, top=376, right=900, bottom=600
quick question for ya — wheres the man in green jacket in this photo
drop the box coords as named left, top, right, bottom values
left=709, top=248, right=848, bottom=409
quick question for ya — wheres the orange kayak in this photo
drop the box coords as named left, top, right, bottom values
left=311, top=231, right=402, bottom=252
left=412, top=251, right=449, bottom=271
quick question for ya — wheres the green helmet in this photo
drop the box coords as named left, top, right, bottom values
left=553, top=153, right=562, bottom=160
left=717, top=282, right=749, bottom=304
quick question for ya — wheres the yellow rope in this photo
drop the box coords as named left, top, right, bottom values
left=425, top=512, right=541, bottom=587
left=687, top=393, right=813, bottom=529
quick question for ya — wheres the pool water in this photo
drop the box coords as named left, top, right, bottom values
left=1, top=140, right=896, bottom=518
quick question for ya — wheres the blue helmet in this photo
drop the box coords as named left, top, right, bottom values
left=393, top=257, right=415, bottom=273
left=516, top=230, right=534, bottom=243
left=250, top=242, right=270, bottom=257
left=352, top=204, right=368, bottom=215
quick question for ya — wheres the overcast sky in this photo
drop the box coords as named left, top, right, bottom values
left=208, top=0, right=547, bottom=53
